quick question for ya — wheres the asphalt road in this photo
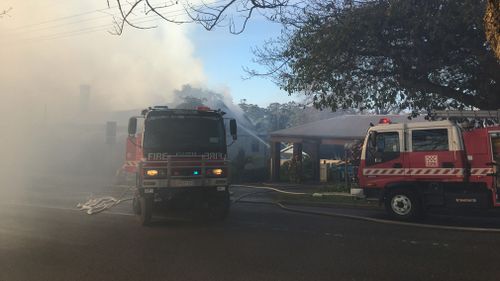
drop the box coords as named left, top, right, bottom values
left=1, top=182, right=500, bottom=281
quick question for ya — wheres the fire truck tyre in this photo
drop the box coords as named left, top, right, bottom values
left=385, top=189, right=423, bottom=221
left=138, top=196, right=153, bottom=226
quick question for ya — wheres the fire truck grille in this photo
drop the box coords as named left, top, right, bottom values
left=171, top=168, right=202, bottom=177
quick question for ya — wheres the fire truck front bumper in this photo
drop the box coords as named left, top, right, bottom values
left=137, top=179, right=230, bottom=209
left=140, top=178, right=228, bottom=189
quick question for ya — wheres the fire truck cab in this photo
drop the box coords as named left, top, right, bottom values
left=358, top=111, right=500, bottom=220
left=125, top=106, right=237, bottom=225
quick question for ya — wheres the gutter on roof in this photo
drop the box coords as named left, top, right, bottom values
left=270, top=135, right=363, bottom=144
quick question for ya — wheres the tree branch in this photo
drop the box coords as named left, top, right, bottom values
left=111, top=0, right=156, bottom=35
left=110, top=0, right=299, bottom=34
left=0, top=7, right=12, bottom=18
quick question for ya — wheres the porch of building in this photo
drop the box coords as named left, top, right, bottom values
left=268, top=114, right=421, bottom=182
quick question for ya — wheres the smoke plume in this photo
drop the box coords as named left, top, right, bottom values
left=0, top=1, right=207, bottom=191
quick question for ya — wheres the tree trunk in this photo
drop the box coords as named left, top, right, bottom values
left=485, top=0, right=500, bottom=59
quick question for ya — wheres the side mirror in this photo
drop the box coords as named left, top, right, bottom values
left=229, top=119, right=237, bottom=140
left=128, top=117, right=137, bottom=136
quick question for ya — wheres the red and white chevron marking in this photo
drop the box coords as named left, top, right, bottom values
left=125, top=161, right=139, bottom=167
left=470, top=168, right=494, bottom=176
left=363, top=168, right=464, bottom=176
left=409, top=168, right=463, bottom=176
left=363, top=169, right=405, bottom=175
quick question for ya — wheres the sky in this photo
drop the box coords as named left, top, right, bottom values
left=189, top=17, right=297, bottom=106
left=0, top=0, right=297, bottom=111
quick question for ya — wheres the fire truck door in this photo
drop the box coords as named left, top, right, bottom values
left=408, top=128, right=463, bottom=181
left=364, top=130, right=406, bottom=183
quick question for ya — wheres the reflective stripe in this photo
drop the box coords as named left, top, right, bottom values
left=364, top=168, right=404, bottom=175
left=470, top=168, right=494, bottom=176
left=125, top=161, right=139, bottom=167
left=363, top=168, right=465, bottom=176
left=409, top=168, right=464, bottom=176
left=364, top=168, right=494, bottom=176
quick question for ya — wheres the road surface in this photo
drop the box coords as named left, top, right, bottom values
left=1, top=181, right=500, bottom=281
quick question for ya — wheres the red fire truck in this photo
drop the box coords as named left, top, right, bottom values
left=358, top=110, right=500, bottom=220
left=123, top=106, right=237, bottom=225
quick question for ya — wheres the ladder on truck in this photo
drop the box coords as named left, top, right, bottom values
left=431, top=109, right=500, bottom=123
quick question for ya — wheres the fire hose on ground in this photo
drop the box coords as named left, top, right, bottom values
left=76, top=184, right=500, bottom=232
left=232, top=184, right=500, bottom=233
left=77, top=186, right=134, bottom=215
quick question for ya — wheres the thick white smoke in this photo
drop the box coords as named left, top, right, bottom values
left=0, top=1, right=207, bottom=191
left=0, top=1, right=206, bottom=115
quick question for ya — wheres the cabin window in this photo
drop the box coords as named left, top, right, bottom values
left=412, top=129, right=449, bottom=151
left=366, top=131, right=400, bottom=165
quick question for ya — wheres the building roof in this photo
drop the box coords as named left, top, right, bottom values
left=270, top=114, right=425, bottom=142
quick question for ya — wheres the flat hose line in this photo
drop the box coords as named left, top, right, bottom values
left=76, top=184, right=291, bottom=215
left=77, top=186, right=135, bottom=215
left=233, top=185, right=500, bottom=233
left=77, top=184, right=500, bottom=232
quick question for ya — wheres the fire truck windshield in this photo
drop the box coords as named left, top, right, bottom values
left=143, top=115, right=226, bottom=154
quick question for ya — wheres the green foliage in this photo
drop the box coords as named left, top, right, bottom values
left=230, top=149, right=252, bottom=182
left=280, top=156, right=314, bottom=182
left=254, top=0, right=500, bottom=113
left=230, top=149, right=269, bottom=183
left=174, top=85, right=225, bottom=109
left=238, top=99, right=306, bottom=133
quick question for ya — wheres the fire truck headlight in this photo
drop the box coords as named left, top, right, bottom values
left=211, top=168, right=224, bottom=176
left=145, top=169, right=159, bottom=177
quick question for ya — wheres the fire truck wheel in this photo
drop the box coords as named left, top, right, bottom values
left=138, top=196, right=153, bottom=226
left=385, top=189, right=423, bottom=221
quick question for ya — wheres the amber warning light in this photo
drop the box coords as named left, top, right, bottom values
left=379, top=118, right=392, bottom=124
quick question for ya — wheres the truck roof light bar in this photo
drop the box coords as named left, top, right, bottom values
left=379, top=117, right=392, bottom=124
left=196, top=106, right=211, bottom=111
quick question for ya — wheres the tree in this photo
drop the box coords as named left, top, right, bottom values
left=250, top=0, right=500, bottom=113
left=238, top=99, right=269, bottom=131
left=107, top=0, right=499, bottom=112
left=106, top=0, right=302, bottom=35
left=485, top=0, right=500, bottom=59
left=107, top=0, right=499, bottom=63
left=173, top=84, right=226, bottom=109
left=266, top=101, right=304, bottom=131
left=230, top=148, right=254, bottom=182
left=238, top=99, right=305, bottom=132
